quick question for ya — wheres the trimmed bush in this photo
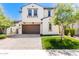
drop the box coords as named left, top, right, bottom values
left=64, top=28, right=70, bottom=35
left=42, top=36, right=79, bottom=49
left=0, top=34, right=7, bottom=39
left=70, top=28, right=75, bottom=37
left=64, top=28, right=75, bottom=37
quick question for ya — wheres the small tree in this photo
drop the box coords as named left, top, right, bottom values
left=0, top=18, right=13, bottom=33
left=52, top=3, right=75, bottom=41
left=0, top=7, right=13, bottom=34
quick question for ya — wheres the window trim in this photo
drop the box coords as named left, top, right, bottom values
left=27, top=8, right=38, bottom=17
left=33, top=9, right=38, bottom=17
left=27, top=9, right=32, bottom=17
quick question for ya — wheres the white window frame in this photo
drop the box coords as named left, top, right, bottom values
left=27, top=8, right=38, bottom=17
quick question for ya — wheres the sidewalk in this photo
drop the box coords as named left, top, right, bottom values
left=73, top=36, right=79, bottom=40
left=1, top=50, right=79, bottom=56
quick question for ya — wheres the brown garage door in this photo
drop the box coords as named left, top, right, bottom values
left=22, top=24, right=40, bottom=34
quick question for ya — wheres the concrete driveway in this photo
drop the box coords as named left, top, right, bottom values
left=0, top=34, right=42, bottom=49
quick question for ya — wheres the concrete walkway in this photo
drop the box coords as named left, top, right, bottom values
left=73, top=36, right=79, bottom=40
left=0, top=34, right=42, bottom=49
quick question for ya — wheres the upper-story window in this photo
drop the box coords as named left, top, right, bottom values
left=48, top=10, right=51, bottom=17
left=27, top=9, right=38, bottom=17
left=34, top=9, right=38, bottom=17
left=28, top=9, right=32, bottom=17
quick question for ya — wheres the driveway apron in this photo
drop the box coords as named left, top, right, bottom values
left=0, top=34, right=42, bottom=49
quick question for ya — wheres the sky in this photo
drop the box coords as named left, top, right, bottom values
left=0, top=3, right=56, bottom=21
left=0, top=3, right=79, bottom=21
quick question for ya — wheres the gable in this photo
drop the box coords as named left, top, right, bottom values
left=21, top=3, right=43, bottom=10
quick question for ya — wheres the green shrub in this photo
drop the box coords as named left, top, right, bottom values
left=0, top=34, right=7, bottom=39
left=70, top=28, right=75, bottom=37
left=0, top=32, right=3, bottom=34
left=64, top=28, right=70, bottom=35
left=42, top=36, right=79, bottom=49
left=42, top=37, right=52, bottom=49
left=64, top=28, right=75, bottom=37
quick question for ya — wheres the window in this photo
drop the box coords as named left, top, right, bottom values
left=34, top=9, right=38, bottom=16
left=48, top=10, right=51, bottom=17
left=27, top=9, right=38, bottom=17
left=28, top=9, right=32, bottom=16
left=49, top=23, right=52, bottom=31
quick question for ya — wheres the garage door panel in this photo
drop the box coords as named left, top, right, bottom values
left=22, top=24, right=40, bottom=34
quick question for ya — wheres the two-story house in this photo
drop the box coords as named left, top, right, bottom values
left=7, top=3, right=59, bottom=35
left=6, top=3, right=61, bottom=35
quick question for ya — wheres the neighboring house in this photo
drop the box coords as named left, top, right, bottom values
left=6, top=3, right=79, bottom=35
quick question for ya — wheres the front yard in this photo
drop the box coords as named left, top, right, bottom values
left=42, top=36, right=79, bottom=49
